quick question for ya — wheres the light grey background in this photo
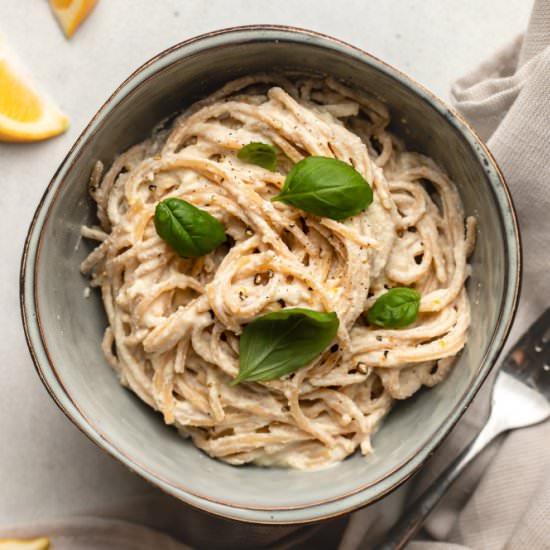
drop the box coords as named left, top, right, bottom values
left=0, top=0, right=531, bottom=527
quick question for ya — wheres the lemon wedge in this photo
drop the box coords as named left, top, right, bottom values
left=0, top=538, right=50, bottom=550
left=0, top=35, right=69, bottom=142
left=49, top=0, right=98, bottom=38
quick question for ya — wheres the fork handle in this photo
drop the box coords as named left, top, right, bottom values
left=375, top=415, right=501, bottom=550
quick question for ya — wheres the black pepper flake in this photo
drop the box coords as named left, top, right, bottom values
left=356, top=361, right=368, bottom=373
left=330, top=344, right=339, bottom=353
left=254, top=270, right=273, bottom=286
left=307, top=287, right=313, bottom=291
left=383, top=350, right=389, bottom=358
left=376, top=335, right=383, bottom=342
left=278, top=299, right=286, bottom=307
left=239, top=291, right=246, bottom=301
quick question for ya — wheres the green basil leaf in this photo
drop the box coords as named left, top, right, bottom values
left=271, top=156, right=373, bottom=220
left=232, top=308, right=339, bottom=385
left=367, top=287, right=421, bottom=328
left=237, top=142, right=278, bottom=171
left=154, top=198, right=226, bottom=258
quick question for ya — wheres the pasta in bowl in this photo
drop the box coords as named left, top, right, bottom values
left=21, top=27, right=519, bottom=522
left=81, top=74, right=475, bottom=471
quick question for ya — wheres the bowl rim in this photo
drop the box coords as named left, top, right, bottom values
left=20, top=24, right=522, bottom=523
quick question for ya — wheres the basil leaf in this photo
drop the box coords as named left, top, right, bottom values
left=272, top=156, right=373, bottom=220
left=154, top=198, right=226, bottom=258
left=232, top=308, right=339, bottom=385
left=367, top=288, right=421, bottom=328
left=237, top=142, right=278, bottom=171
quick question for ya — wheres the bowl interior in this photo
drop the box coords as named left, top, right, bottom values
left=29, top=29, right=517, bottom=513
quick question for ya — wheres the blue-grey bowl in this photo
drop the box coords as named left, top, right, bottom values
left=20, top=25, right=521, bottom=524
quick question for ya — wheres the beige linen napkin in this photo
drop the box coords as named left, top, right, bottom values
left=0, top=518, right=189, bottom=550
left=410, top=1, right=550, bottom=546
left=342, top=1, right=550, bottom=549
left=2, top=2, right=548, bottom=549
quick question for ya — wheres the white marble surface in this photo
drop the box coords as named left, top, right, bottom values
left=0, top=0, right=532, bottom=530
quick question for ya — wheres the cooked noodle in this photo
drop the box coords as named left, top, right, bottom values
left=81, top=74, right=475, bottom=470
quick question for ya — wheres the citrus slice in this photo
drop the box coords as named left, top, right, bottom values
left=49, top=0, right=97, bottom=38
left=0, top=35, right=69, bottom=142
left=0, top=538, right=50, bottom=550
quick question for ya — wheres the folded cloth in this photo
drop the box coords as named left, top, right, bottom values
left=0, top=518, right=189, bottom=550
left=342, top=1, right=550, bottom=549
left=411, top=3, right=550, bottom=546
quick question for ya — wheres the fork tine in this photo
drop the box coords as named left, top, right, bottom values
left=502, top=307, right=550, bottom=373
left=501, top=307, right=550, bottom=397
left=535, top=309, right=550, bottom=356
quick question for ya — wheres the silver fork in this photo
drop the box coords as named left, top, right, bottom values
left=377, top=307, right=550, bottom=550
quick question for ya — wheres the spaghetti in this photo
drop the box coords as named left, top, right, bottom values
left=81, top=74, right=475, bottom=470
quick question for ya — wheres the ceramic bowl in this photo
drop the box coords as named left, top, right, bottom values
left=20, top=26, right=521, bottom=524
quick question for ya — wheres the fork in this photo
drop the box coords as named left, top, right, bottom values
left=377, top=307, right=550, bottom=550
